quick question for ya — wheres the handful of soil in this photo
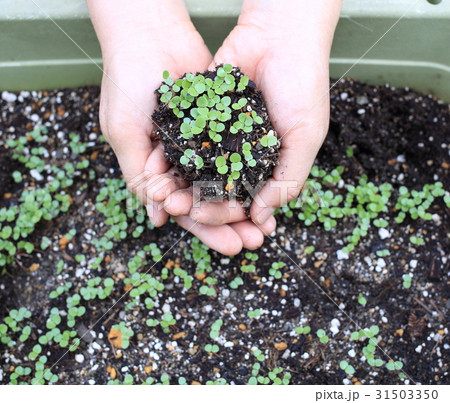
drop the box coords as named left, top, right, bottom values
left=152, top=64, right=280, bottom=205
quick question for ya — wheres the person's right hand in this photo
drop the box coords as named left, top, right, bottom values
left=87, top=0, right=276, bottom=255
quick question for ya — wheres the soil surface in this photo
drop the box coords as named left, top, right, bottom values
left=0, top=80, right=448, bottom=385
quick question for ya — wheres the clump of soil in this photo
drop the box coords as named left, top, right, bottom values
left=152, top=65, right=280, bottom=204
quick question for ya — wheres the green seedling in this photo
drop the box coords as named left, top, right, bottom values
left=339, top=360, right=355, bottom=376
left=316, top=329, right=329, bottom=343
left=358, top=293, right=367, bottom=306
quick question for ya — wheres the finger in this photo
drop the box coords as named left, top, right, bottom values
left=145, top=142, right=171, bottom=174
left=230, top=221, right=263, bottom=250
left=129, top=147, right=188, bottom=205
left=163, top=187, right=193, bottom=216
left=250, top=134, right=320, bottom=225
left=174, top=216, right=243, bottom=256
left=230, top=215, right=276, bottom=250
left=256, top=215, right=277, bottom=235
left=129, top=171, right=185, bottom=205
left=190, top=199, right=247, bottom=226
left=146, top=201, right=169, bottom=227
left=139, top=144, right=188, bottom=202
left=107, top=125, right=152, bottom=184
left=209, top=36, right=260, bottom=79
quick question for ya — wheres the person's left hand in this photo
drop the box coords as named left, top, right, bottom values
left=164, top=0, right=341, bottom=241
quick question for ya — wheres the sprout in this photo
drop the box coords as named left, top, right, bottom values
left=195, top=82, right=206, bottom=93
left=339, top=360, right=355, bottom=375
left=232, top=98, right=248, bottom=110
left=253, top=348, right=265, bottom=362
left=294, top=325, right=311, bottom=335
left=358, top=293, right=367, bottom=306
left=159, top=84, right=169, bottom=94
left=180, top=149, right=194, bottom=165
left=209, top=132, right=221, bottom=142
left=251, top=110, right=263, bottom=124
left=195, top=117, right=207, bottom=128
left=209, top=121, right=225, bottom=133
left=209, top=319, right=223, bottom=339
left=238, top=75, right=249, bottom=91
left=229, top=276, right=244, bottom=289
left=205, top=344, right=219, bottom=353
left=196, top=96, right=208, bottom=108
left=247, top=309, right=261, bottom=318
left=215, top=156, right=228, bottom=175
left=195, top=156, right=204, bottom=170
left=269, top=261, right=285, bottom=279
left=223, top=64, right=233, bottom=73
left=218, top=111, right=231, bottom=122
left=316, top=329, right=329, bottom=343
left=208, top=110, right=218, bottom=120
left=260, top=133, right=278, bottom=147
left=230, top=121, right=243, bottom=134
left=242, top=142, right=252, bottom=154
left=410, top=236, right=424, bottom=245
left=216, top=67, right=226, bottom=78
left=231, top=161, right=243, bottom=171
left=180, top=122, right=193, bottom=139
left=376, top=249, right=390, bottom=257
left=386, top=361, right=404, bottom=371
left=180, top=100, right=191, bottom=109
left=228, top=171, right=240, bottom=182
left=12, top=171, right=22, bottom=183
left=229, top=153, right=243, bottom=173
left=221, top=96, right=231, bottom=107
left=402, top=273, right=412, bottom=288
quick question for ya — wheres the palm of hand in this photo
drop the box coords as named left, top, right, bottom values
left=100, top=25, right=212, bottom=219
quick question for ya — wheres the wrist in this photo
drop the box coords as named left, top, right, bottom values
left=240, top=0, right=342, bottom=51
left=87, top=0, right=192, bottom=63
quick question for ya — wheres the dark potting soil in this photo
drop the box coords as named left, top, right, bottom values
left=0, top=79, right=448, bottom=385
left=152, top=66, right=280, bottom=204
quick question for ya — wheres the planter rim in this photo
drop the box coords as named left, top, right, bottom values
left=2, top=0, right=449, bottom=20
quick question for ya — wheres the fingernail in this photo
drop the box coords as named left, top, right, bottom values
left=256, top=207, right=275, bottom=225
left=146, top=203, right=156, bottom=225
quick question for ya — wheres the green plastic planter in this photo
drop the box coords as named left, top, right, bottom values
left=1, top=0, right=449, bottom=101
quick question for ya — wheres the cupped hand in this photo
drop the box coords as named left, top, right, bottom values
left=179, top=0, right=341, bottom=231
left=88, top=0, right=276, bottom=255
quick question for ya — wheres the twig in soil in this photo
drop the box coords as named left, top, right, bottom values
left=304, top=355, right=320, bottom=369
left=14, top=258, right=26, bottom=271
left=107, top=337, right=117, bottom=357
left=412, top=296, right=435, bottom=317
left=102, top=308, right=119, bottom=327
left=428, top=300, right=445, bottom=322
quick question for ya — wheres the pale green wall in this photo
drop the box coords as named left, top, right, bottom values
left=0, top=0, right=449, bottom=101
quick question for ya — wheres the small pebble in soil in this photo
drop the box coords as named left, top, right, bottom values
left=337, top=250, right=349, bottom=260
left=378, top=228, right=390, bottom=239
left=1, top=91, right=17, bottom=103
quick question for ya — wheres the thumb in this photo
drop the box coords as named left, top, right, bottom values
left=250, top=123, right=326, bottom=225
